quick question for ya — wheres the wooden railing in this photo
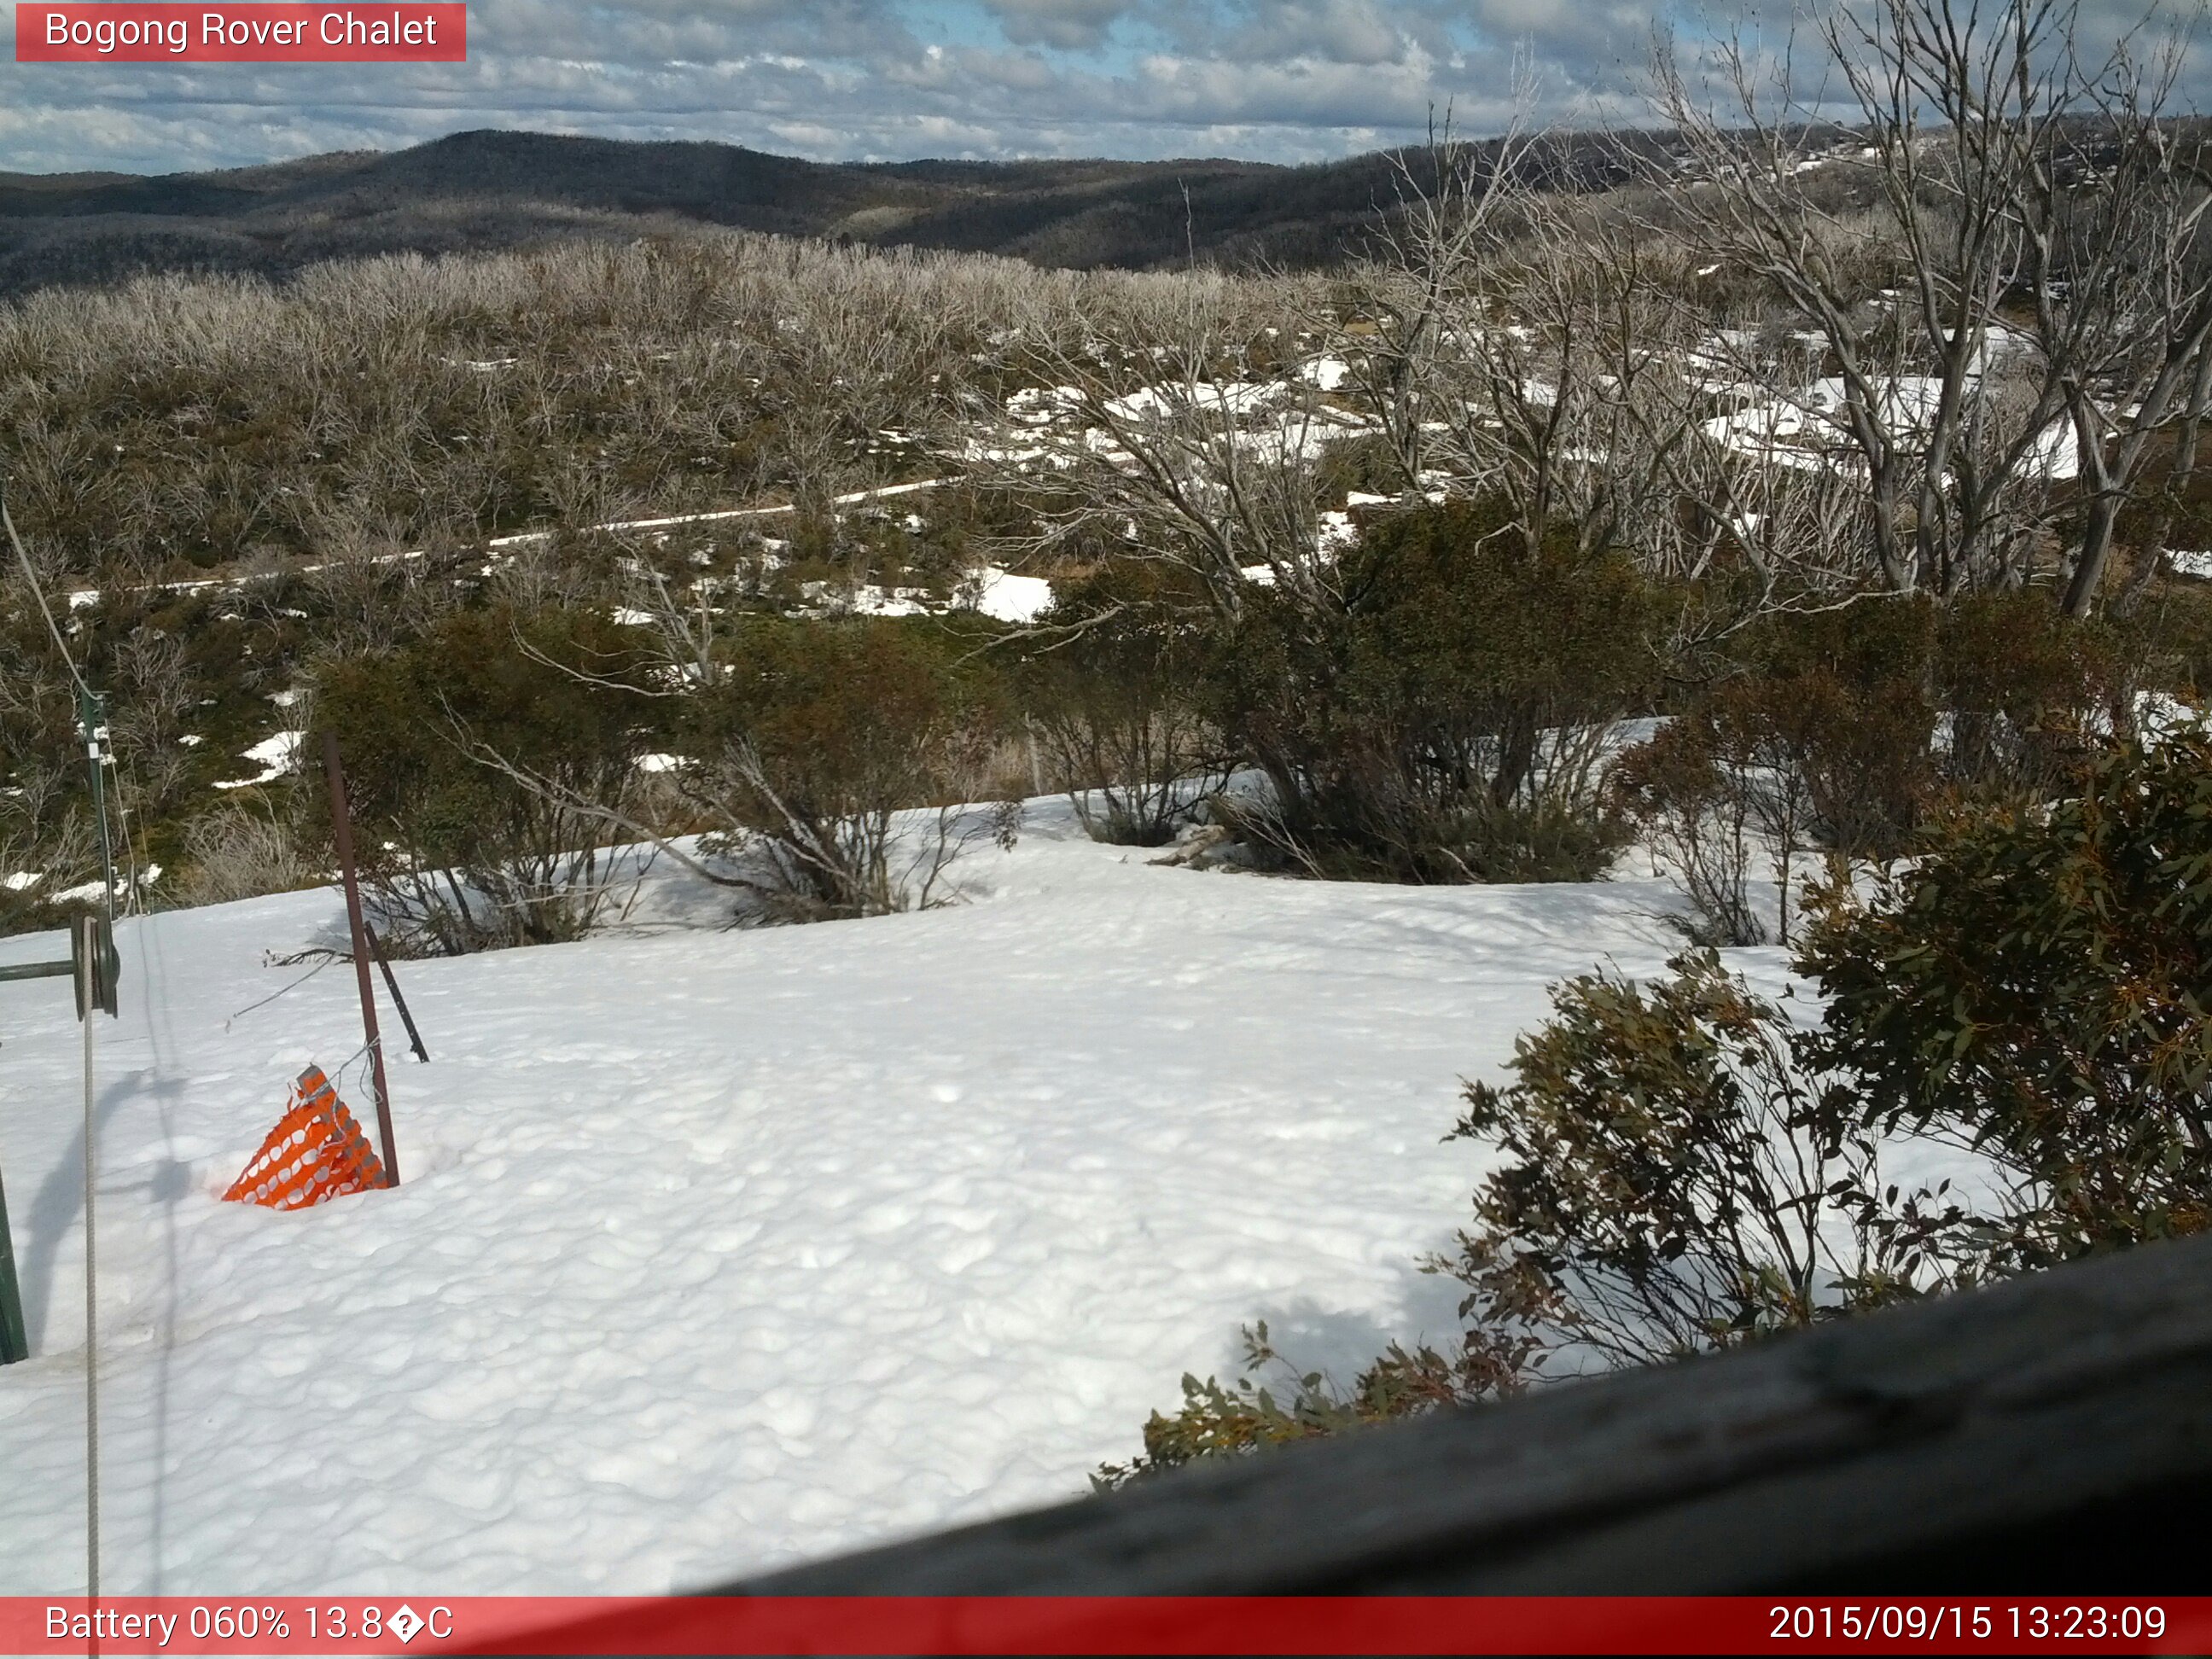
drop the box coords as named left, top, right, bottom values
left=728, top=1232, right=2212, bottom=1595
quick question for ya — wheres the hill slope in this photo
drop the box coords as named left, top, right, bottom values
left=0, top=129, right=1420, bottom=294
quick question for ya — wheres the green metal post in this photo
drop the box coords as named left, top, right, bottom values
left=0, top=1155, right=25, bottom=1364
left=0, top=950, right=85, bottom=1364
left=0, top=958, right=73, bottom=983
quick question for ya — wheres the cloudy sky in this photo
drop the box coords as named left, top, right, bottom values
left=0, top=0, right=1710, bottom=176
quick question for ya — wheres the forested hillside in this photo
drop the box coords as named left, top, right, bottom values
left=0, top=129, right=1477, bottom=294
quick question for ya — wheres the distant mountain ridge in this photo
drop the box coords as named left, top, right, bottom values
left=0, top=128, right=1441, bottom=293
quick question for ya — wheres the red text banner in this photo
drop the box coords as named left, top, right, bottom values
left=1, top=1596, right=2207, bottom=1656
left=15, top=4, right=465, bottom=61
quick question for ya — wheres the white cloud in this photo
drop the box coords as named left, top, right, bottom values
left=0, top=0, right=2187, bottom=175
left=985, top=0, right=1129, bottom=52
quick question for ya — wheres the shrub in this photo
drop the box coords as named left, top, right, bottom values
left=681, top=616, right=1011, bottom=920
left=1618, top=671, right=1827, bottom=946
left=2131, top=578, right=2212, bottom=701
left=1311, top=431, right=1400, bottom=502
left=1094, top=1323, right=1505, bottom=1489
left=0, top=752, right=99, bottom=934
left=316, top=603, right=668, bottom=952
left=1625, top=594, right=2156, bottom=946
left=1734, top=600, right=1938, bottom=860
left=1614, top=711, right=1767, bottom=946
left=1798, top=731, right=2212, bottom=1262
left=1017, top=563, right=1230, bottom=846
left=177, top=796, right=319, bottom=905
left=1207, top=498, right=1659, bottom=883
left=1447, top=950, right=1885, bottom=1369
left=1934, top=590, right=2122, bottom=803
left=1107, top=730, right=2212, bottom=1473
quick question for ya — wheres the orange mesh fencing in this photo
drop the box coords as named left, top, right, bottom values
left=222, top=1065, right=391, bottom=1209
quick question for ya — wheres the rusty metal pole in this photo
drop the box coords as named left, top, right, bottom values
left=364, top=924, right=430, bottom=1064
left=321, top=730, right=399, bottom=1186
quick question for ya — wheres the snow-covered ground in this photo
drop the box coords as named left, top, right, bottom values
left=0, top=800, right=1754, bottom=1594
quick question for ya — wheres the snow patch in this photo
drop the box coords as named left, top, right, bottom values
left=969, top=568, right=1053, bottom=624
left=1301, top=356, right=1351, bottom=392
left=212, top=731, right=302, bottom=791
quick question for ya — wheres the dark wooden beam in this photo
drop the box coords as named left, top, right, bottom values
left=726, top=1232, right=2212, bottom=1596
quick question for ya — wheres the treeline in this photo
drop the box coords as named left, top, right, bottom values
left=8, top=203, right=2212, bottom=930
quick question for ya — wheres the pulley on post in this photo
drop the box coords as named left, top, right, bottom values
left=79, top=685, right=119, bottom=922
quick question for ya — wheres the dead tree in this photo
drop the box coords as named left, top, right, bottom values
left=1650, top=0, right=2212, bottom=610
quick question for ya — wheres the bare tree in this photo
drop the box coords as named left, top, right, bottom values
left=967, top=266, right=1350, bottom=621
left=2015, top=36, right=2212, bottom=613
left=1351, top=119, right=1725, bottom=574
left=177, top=795, right=317, bottom=906
left=1649, top=0, right=2212, bottom=609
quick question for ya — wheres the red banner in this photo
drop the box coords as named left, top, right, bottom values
left=1, top=1597, right=2207, bottom=1655
left=15, top=4, right=464, bottom=61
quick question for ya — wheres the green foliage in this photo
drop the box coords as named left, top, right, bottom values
left=317, top=603, right=667, bottom=952
left=1612, top=688, right=1789, bottom=947
left=1094, top=1323, right=1507, bottom=1489
left=2131, top=578, right=2212, bottom=701
left=1458, top=732, right=2212, bottom=1380
left=1935, top=591, right=2124, bottom=801
left=685, top=615, right=1010, bottom=919
left=1688, top=591, right=2137, bottom=864
left=1732, top=599, right=1939, bottom=859
left=700, top=616, right=973, bottom=810
left=1017, top=563, right=1228, bottom=846
left=1621, top=591, right=2149, bottom=948
left=1207, top=498, right=1659, bottom=882
left=1799, top=731, right=2212, bottom=1260
left=1449, top=950, right=1885, bottom=1367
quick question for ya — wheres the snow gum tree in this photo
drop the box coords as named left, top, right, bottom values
left=1650, top=0, right=2212, bottom=608
left=1349, top=126, right=1727, bottom=579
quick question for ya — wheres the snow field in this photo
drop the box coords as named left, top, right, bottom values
left=0, top=801, right=1720, bottom=1592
